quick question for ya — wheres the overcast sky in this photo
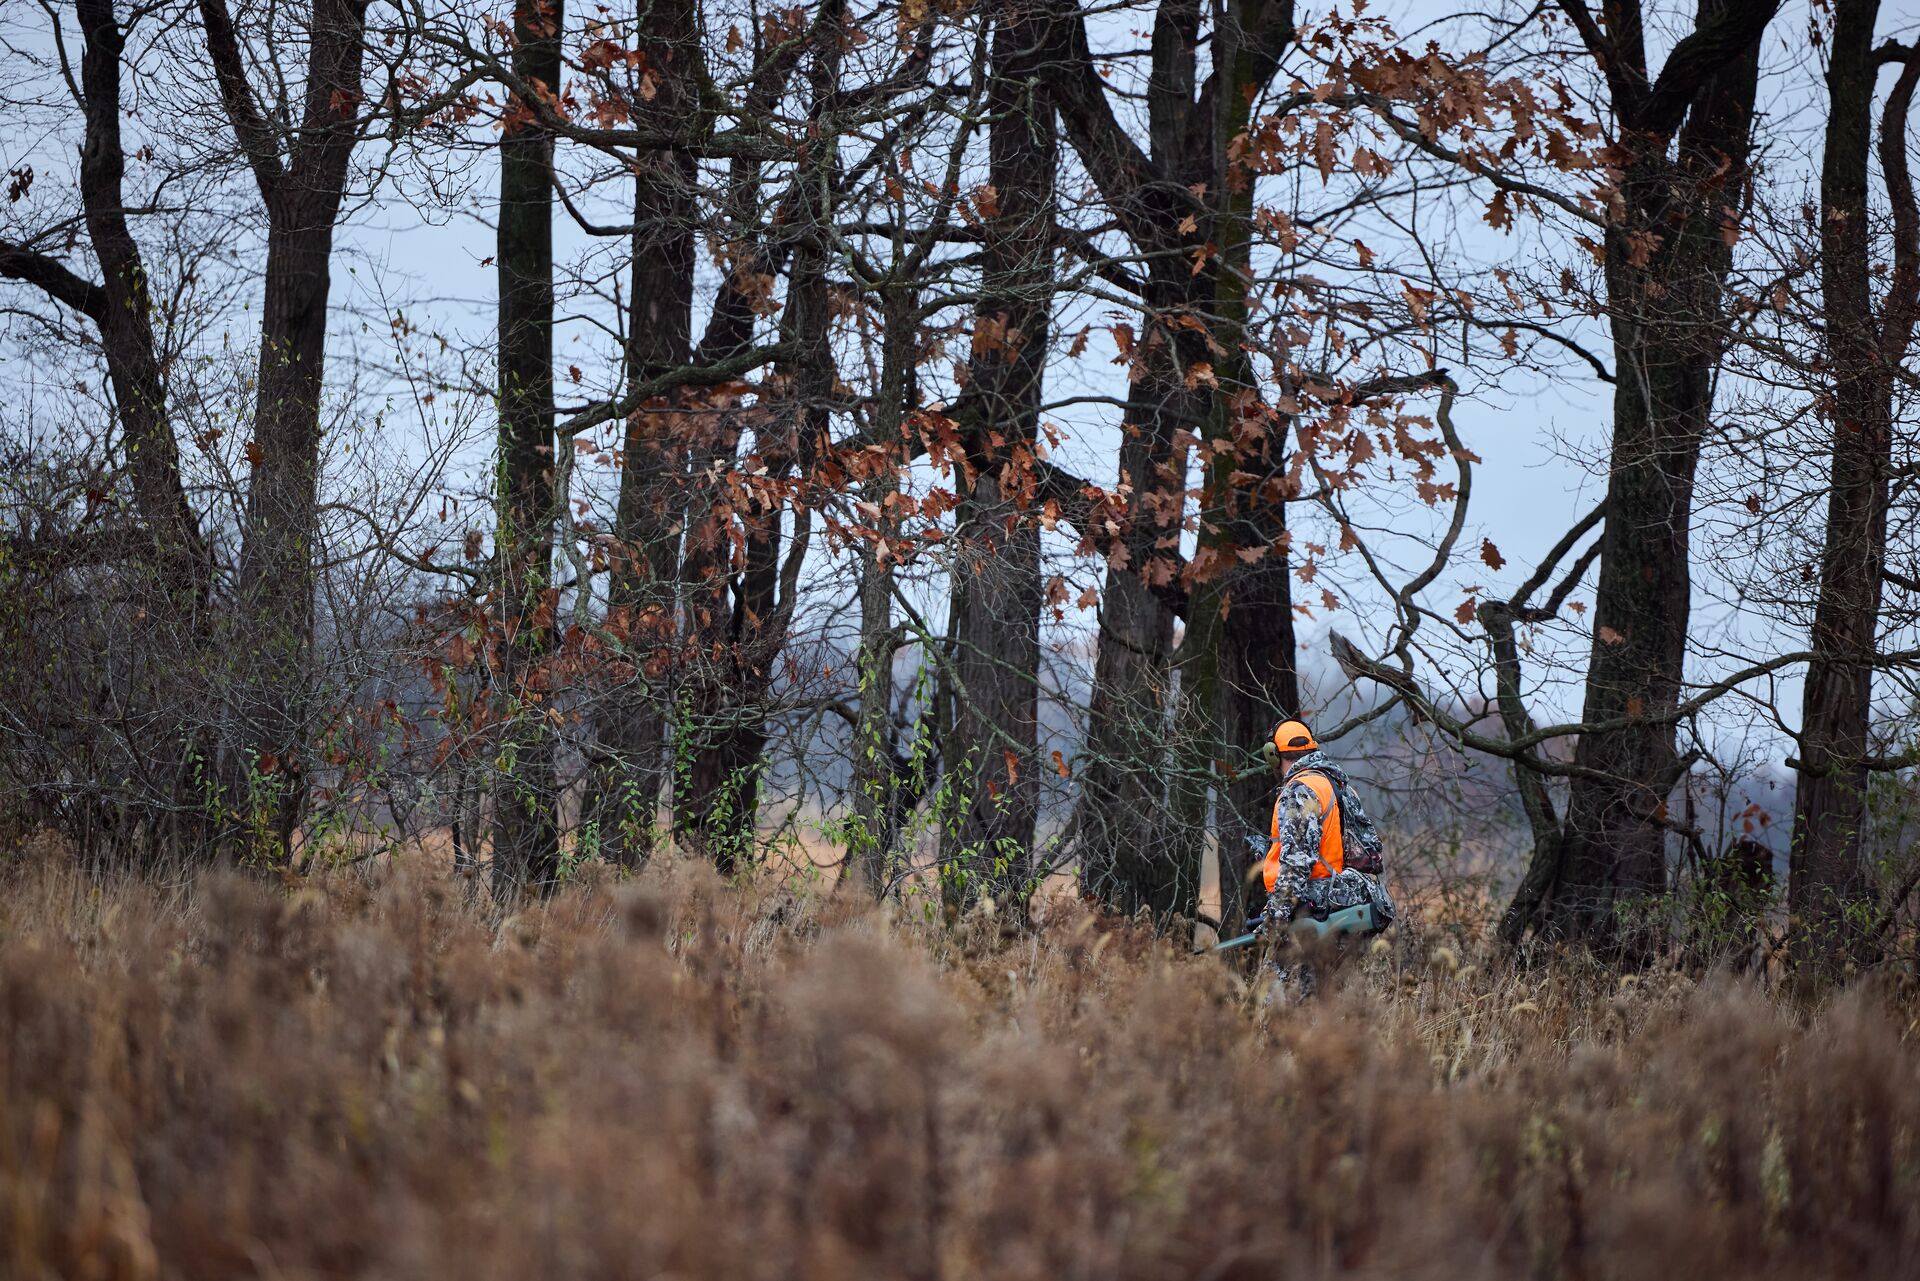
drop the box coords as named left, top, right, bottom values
left=9, top=0, right=1920, bottom=799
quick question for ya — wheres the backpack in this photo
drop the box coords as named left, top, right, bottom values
left=1305, top=768, right=1384, bottom=877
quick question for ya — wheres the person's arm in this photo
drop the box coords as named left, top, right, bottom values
left=1268, top=779, right=1325, bottom=912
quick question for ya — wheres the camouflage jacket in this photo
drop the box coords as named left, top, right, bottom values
left=1268, top=752, right=1390, bottom=918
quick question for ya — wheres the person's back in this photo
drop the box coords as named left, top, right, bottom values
left=1257, top=719, right=1394, bottom=937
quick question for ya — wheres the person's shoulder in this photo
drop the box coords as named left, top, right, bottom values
left=1280, top=777, right=1328, bottom=816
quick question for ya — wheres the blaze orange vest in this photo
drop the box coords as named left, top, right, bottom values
left=1263, top=770, right=1344, bottom=894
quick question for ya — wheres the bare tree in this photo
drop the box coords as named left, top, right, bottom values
left=197, top=0, right=373, bottom=855
left=669, top=0, right=839, bottom=871
left=1789, top=3, right=1920, bottom=982
left=0, top=0, right=211, bottom=604
left=488, top=0, right=566, bottom=894
left=938, top=0, right=1057, bottom=908
left=580, top=0, right=705, bottom=868
left=1503, top=0, right=1779, bottom=948
left=1043, top=0, right=1300, bottom=924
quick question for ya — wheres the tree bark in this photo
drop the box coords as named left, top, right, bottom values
left=939, top=0, right=1055, bottom=910
left=1790, top=7, right=1920, bottom=984
left=1052, top=0, right=1297, bottom=926
left=1518, top=0, right=1775, bottom=948
left=489, top=0, right=565, bottom=895
left=584, top=0, right=702, bottom=868
left=74, top=0, right=210, bottom=604
left=199, top=0, right=370, bottom=857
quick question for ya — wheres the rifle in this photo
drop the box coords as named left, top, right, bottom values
left=1208, top=902, right=1381, bottom=952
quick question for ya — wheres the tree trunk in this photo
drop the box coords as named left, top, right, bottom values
left=1216, top=465, right=1298, bottom=929
left=75, top=0, right=209, bottom=605
left=1071, top=345, right=1193, bottom=916
left=1051, top=0, right=1297, bottom=925
left=1054, top=0, right=1203, bottom=920
left=1175, top=0, right=1298, bottom=935
left=674, top=1, right=838, bottom=872
left=1484, top=599, right=1568, bottom=943
left=1519, top=0, right=1772, bottom=948
left=942, top=466, right=1043, bottom=905
left=1790, top=6, right=1920, bottom=984
left=850, top=513, right=900, bottom=894
left=233, top=210, right=343, bottom=850
left=489, top=0, right=564, bottom=895
left=848, top=286, right=917, bottom=895
left=584, top=0, right=701, bottom=868
left=199, top=0, right=370, bottom=858
left=939, top=0, right=1054, bottom=911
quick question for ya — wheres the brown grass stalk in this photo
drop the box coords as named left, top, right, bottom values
left=0, top=852, right=1915, bottom=1280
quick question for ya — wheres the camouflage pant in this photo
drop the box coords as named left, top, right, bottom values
left=1263, top=872, right=1393, bottom=1004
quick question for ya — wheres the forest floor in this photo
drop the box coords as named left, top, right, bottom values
left=1, top=847, right=1916, bottom=1281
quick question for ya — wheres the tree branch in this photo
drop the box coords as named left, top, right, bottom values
left=0, top=240, right=106, bottom=320
left=555, top=342, right=793, bottom=437
left=1552, top=1, right=1649, bottom=122
left=1511, top=501, right=1605, bottom=614
left=1360, top=95, right=1606, bottom=228
left=1884, top=566, right=1920, bottom=595
left=1873, top=39, right=1916, bottom=68
left=1042, top=0, right=1166, bottom=252
left=1869, top=855, right=1920, bottom=943
left=1785, top=750, right=1920, bottom=776
left=196, top=0, right=287, bottom=199
left=1634, top=0, right=1782, bottom=136
left=1877, top=39, right=1920, bottom=362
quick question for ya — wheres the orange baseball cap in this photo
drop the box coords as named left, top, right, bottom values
left=1270, top=719, right=1318, bottom=753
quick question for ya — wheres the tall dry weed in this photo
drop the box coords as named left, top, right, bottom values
left=0, top=856, right=1915, bottom=1280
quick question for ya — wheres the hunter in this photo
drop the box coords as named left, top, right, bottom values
left=1253, top=719, right=1394, bottom=933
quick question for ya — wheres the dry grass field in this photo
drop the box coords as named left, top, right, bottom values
left=2, top=851, right=1916, bottom=1281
